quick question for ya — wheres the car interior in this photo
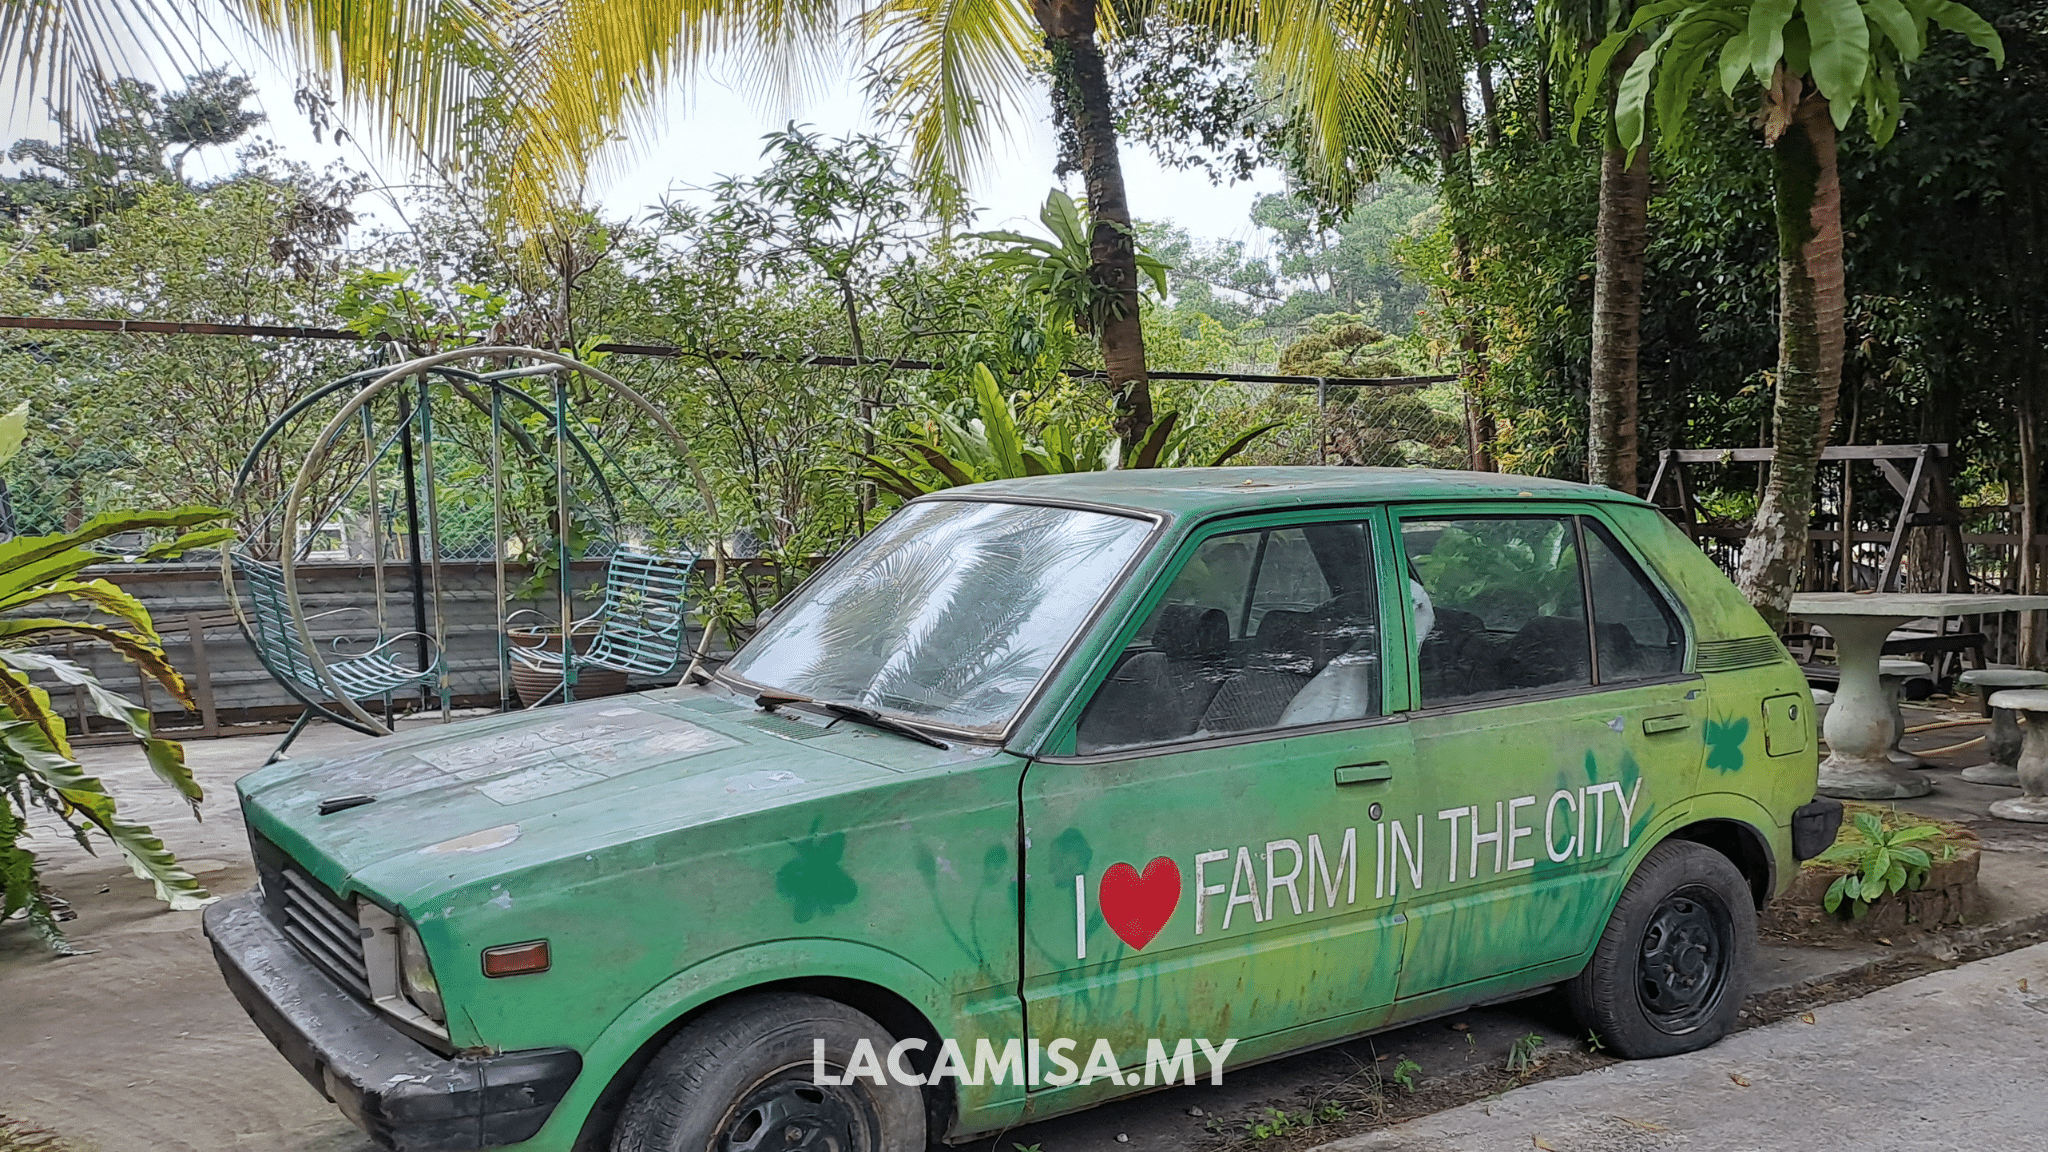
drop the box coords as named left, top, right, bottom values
left=1074, top=515, right=1685, bottom=755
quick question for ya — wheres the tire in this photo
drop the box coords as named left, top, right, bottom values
left=611, top=993, right=928, bottom=1152
left=1566, top=839, right=1756, bottom=1059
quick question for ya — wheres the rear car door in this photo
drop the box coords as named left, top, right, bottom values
left=1389, top=507, right=1704, bottom=1001
left=1019, top=509, right=1421, bottom=1112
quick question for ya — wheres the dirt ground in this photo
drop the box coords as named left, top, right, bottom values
left=6, top=696, right=2048, bottom=1152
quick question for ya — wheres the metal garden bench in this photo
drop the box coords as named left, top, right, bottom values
left=231, top=553, right=443, bottom=763
left=510, top=547, right=699, bottom=707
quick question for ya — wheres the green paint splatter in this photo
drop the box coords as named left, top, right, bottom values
left=1704, top=717, right=1749, bottom=774
left=776, top=828, right=857, bottom=923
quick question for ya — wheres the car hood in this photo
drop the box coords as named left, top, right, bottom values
left=237, top=687, right=971, bottom=899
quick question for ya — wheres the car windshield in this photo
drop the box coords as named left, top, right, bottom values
left=722, top=499, right=1153, bottom=732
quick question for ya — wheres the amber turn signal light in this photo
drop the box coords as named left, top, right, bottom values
left=481, top=940, right=551, bottom=977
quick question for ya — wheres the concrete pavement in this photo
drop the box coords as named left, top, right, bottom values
left=1314, top=942, right=2048, bottom=1152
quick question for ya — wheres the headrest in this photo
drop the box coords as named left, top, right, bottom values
left=1155, top=604, right=1230, bottom=661
left=1254, top=610, right=1322, bottom=668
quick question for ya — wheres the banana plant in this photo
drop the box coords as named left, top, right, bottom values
left=858, top=364, right=1279, bottom=500
left=0, top=406, right=233, bottom=949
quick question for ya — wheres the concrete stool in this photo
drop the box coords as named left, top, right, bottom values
left=1811, top=687, right=1835, bottom=706
left=1879, top=659, right=1933, bottom=770
left=1959, top=669, right=2048, bottom=786
left=1988, top=689, right=2048, bottom=823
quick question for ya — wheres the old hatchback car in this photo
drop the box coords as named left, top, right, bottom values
left=206, top=467, right=1841, bottom=1152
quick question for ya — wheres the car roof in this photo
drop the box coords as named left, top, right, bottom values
left=945, top=466, right=1646, bottom=521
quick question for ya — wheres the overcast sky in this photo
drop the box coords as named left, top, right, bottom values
left=84, top=21, right=1288, bottom=249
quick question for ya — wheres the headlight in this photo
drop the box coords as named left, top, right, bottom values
left=398, top=920, right=446, bottom=1023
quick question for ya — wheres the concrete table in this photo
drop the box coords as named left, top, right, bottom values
left=1959, top=669, right=2048, bottom=786
left=1790, top=593, right=2048, bottom=799
left=1880, top=659, right=1933, bottom=770
left=1987, top=689, right=2048, bottom=823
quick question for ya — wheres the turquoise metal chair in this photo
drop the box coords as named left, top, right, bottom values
left=231, top=553, right=443, bottom=762
left=509, top=547, right=699, bottom=706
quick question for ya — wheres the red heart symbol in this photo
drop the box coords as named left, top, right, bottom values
left=1097, top=856, right=1182, bottom=950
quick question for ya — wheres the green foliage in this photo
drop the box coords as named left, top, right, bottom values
left=1591, top=0, right=2004, bottom=154
left=1506, top=1033, right=1548, bottom=1074
left=858, top=365, right=1279, bottom=500
left=1409, top=520, right=1585, bottom=620
left=1278, top=315, right=1408, bottom=378
left=335, top=270, right=509, bottom=354
left=0, top=482, right=228, bottom=949
left=974, top=190, right=1170, bottom=336
left=1390, top=1057, right=1422, bottom=1093
left=1819, top=809, right=1944, bottom=916
left=0, top=69, right=267, bottom=248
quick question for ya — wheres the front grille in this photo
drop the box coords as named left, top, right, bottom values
left=279, top=868, right=372, bottom=999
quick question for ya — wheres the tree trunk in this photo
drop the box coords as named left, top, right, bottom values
left=1432, top=99, right=1493, bottom=472
left=1736, top=89, right=1845, bottom=628
left=1033, top=0, right=1152, bottom=451
left=1587, top=37, right=1649, bottom=494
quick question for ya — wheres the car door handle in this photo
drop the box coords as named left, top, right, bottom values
left=1335, top=762, right=1394, bottom=785
left=1642, top=715, right=1692, bottom=735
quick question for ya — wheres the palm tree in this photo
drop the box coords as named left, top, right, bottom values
left=1591, top=0, right=2002, bottom=623
left=1545, top=0, right=1651, bottom=494
left=863, top=0, right=1442, bottom=448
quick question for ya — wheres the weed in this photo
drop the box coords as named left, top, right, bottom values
left=1505, top=1033, right=1546, bottom=1075
left=1245, top=1108, right=1305, bottom=1140
left=1390, top=1057, right=1422, bottom=1093
left=1584, top=1031, right=1607, bottom=1053
left=1313, top=1101, right=1349, bottom=1124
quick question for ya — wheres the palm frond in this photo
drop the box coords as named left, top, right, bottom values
left=862, top=0, right=1040, bottom=218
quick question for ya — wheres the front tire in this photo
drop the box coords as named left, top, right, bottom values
left=1567, top=839, right=1756, bottom=1058
left=612, top=993, right=927, bottom=1152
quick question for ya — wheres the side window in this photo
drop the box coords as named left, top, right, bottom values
left=1075, top=521, right=1381, bottom=754
left=1585, top=522, right=1685, bottom=680
left=1404, top=517, right=1590, bottom=706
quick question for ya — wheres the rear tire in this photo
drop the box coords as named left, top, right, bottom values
left=1567, top=839, right=1756, bottom=1058
left=611, top=993, right=927, bottom=1152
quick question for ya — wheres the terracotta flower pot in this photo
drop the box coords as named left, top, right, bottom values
left=507, top=625, right=631, bottom=707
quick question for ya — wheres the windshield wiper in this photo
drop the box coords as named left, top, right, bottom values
left=753, top=690, right=950, bottom=749
left=819, top=702, right=950, bottom=749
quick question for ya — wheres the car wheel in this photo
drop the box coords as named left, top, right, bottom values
left=611, top=993, right=927, bottom=1152
left=1566, top=839, right=1756, bottom=1058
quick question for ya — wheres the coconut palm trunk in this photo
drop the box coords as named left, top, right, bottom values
left=1736, top=87, right=1845, bottom=627
left=1587, top=36, right=1649, bottom=493
left=1032, top=0, right=1153, bottom=451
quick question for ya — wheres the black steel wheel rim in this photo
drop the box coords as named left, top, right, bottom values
left=718, top=1067, right=880, bottom=1152
left=1635, top=882, right=1733, bottom=1034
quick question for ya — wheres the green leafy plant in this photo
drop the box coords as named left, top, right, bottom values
left=1390, top=1057, right=1422, bottom=1094
left=1820, top=810, right=1942, bottom=918
left=974, top=190, right=1170, bottom=337
left=859, top=364, right=1280, bottom=500
left=0, top=413, right=231, bottom=950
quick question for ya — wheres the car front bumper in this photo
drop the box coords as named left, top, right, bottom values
left=204, top=891, right=580, bottom=1151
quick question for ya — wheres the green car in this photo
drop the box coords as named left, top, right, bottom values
left=205, top=467, right=1842, bottom=1152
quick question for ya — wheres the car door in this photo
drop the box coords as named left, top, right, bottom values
left=1390, top=507, right=1704, bottom=1001
left=1019, top=510, right=1422, bottom=1113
